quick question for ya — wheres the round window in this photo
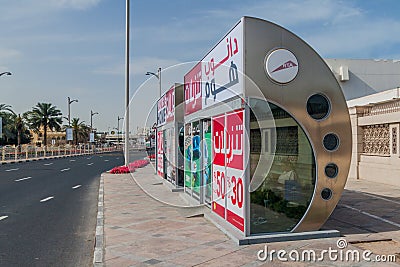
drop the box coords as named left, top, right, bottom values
left=323, top=133, right=339, bottom=151
left=325, top=163, right=338, bottom=178
left=321, top=188, right=333, bottom=200
left=307, top=94, right=330, bottom=120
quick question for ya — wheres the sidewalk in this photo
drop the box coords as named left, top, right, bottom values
left=98, top=164, right=400, bottom=266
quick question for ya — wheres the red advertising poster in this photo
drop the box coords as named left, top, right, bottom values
left=226, top=110, right=245, bottom=232
left=212, top=114, right=226, bottom=219
left=165, top=86, right=175, bottom=123
left=184, top=62, right=202, bottom=115
left=157, top=130, right=164, bottom=177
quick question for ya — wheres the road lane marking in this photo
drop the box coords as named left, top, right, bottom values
left=104, top=159, right=109, bottom=162
left=86, top=157, right=91, bottom=160
left=0, top=216, right=8, bottom=221
left=70, top=159, right=76, bottom=162
left=362, top=192, right=400, bottom=205
left=40, top=196, right=54, bottom=203
left=43, top=163, right=53, bottom=166
left=340, top=204, right=400, bottom=228
left=87, top=163, right=94, bottom=166
left=15, top=176, right=32, bottom=182
left=60, top=168, right=70, bottom=172
left=5, top=168, right=19, bottom=172
left=72, top=185, right=82, bottom=189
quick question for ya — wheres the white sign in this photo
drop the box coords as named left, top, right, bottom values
left=66, top=128, right=73, bottom=141
left=89, top=132, right=95, bottom=142
left=202, top=20, right=243, bottom=109
left=265, top=48, right=298, bottom=84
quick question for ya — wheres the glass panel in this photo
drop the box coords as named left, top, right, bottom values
left=191, top=121, right=201, bottom=195
left=307, top=94, right=330, bottom=120
left=323, top=133, right=339, bottom=151
left=250, top=101, right=316, bottom=234
left=203, top=120, right=212, bottom=204
left=184, top=123, right=192, bottom=191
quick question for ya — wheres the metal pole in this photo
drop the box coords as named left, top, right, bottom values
left=117, top=117, right=120, bottom=145
left=68, top=97, right=71, bottom=126
left=90, top=110, right=93, bottom=132
left=124, top=0, right=130, bottom=166
left=158, top=67, right=161, bottom=98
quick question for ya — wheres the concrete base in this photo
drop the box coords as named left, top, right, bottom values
left=204, top=211, right=340, bottom=245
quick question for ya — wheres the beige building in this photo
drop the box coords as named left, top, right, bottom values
left=30, top=127, right=66, bottom=146
left=324, top=59, right=400, bottom=187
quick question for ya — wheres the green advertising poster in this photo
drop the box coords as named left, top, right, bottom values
left=192, top=121, right=201, bottom=194
left=203, top=121, right=212, bottom=201
left=184, top=123, right=192, bottom=189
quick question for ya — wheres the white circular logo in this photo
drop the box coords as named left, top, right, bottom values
left=265, top=49, right=299, bottom=84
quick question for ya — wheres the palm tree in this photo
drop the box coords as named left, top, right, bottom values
left=25, top=103, right=62, bottom=147
left=15, top=114, right=25, bottom=148
left=0, top=104, right=15, bottom=114
left=70, top=118, right=89, bottom=145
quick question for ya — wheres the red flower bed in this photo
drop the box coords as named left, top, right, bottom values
left=110, top=166, right=130, bottom=174
left=110, top=159, right=149, bottom=174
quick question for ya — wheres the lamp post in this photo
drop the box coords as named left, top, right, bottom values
left=0, top=72, right=12, bottom=77
left=146, top=67, right=161, bottom=175
left=124, top=0, right=130, bottom=166
left=146, top=67, right=161, bottom=99
left=67, top=97, right=78, bottom=126
left=90, top=110, right=99, bottom=132
left=117, top=116, right=124, bottom=146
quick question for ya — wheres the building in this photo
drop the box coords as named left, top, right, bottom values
left=30, top=127, right=66, bottom=146
left=323, top=59, right=400, bottom=187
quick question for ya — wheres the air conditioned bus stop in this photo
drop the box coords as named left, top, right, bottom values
left=157, top=16, right=351, bottom=243
left=156, top=83, right=184, bottom=188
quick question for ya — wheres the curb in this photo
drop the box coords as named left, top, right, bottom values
left=93, top=174, right=105, bottom=267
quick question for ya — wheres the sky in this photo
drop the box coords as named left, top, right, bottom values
left=1, top=0, right=400, bottom=133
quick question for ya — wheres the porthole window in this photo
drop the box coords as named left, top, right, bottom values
left=325, top=163, right=338, bottom=178
left=323, top=133, right=339, bottom=151
left=321, top=188, right=333, bottom=200
left=307, top=94, right=330, bottom=120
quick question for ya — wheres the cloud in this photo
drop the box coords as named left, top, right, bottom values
left=53, top=0, right=102, bottom=10
left=0, top=0, right=102, bottom=22
left=0, top=47, right=22, bottom=61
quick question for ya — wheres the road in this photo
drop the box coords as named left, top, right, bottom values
left=0, top=151, right=145, bottom=266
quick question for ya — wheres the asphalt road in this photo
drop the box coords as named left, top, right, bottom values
left=0, top=151, right=146, bottom=267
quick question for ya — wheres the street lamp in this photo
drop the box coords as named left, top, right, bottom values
left=117, top=116, right=124, bottom=145
left=146, top=68, right=162, bottom=174
left=67, top=97, right=78, bottom=126
left=90, top=110, right=99, bottom=132
left=146, top=67, right=162, bottom=98
left=0, top=72, right=12, bottom=77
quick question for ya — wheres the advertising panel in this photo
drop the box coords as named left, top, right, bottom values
left=225, top=109, right=245, bottom=232
left=203, top=120, right=212, bottom=203
left=212, top=114, right=226, bottom=219
left=211, top=110, right=245, bottom=232
left=184, top=123, right=192, bottom=189
left=157, top=130, right=164, bottom=177
left=184, top=62, right=202, bottom=116
left=202, top=21, right=243, bottom=110
left=66, top=128, right=73, bottom=141
left=157, top=86, right=175, bottom=126
left=164, top=128, right=176, bottom=183
left=89, top=132, right=95, bottom=143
